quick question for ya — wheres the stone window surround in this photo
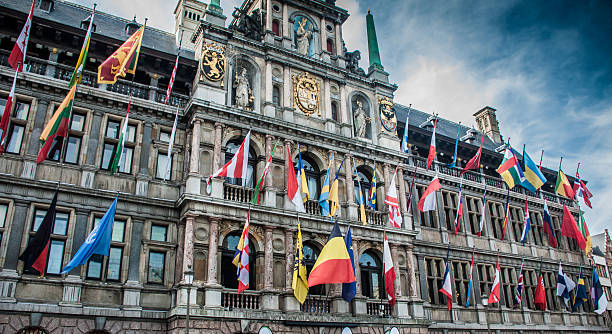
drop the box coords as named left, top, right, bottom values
left=99, top=112, right=139, bottom=174
left=83, top=213, right=132, bottom=282
left=0, top=199, right=15, bottom=269
left=141, top=219, right=177, bottom=287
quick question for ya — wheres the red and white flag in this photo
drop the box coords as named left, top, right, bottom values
left=426, top=118, right=437, bottom=169
left=165, top=53, right=179, bottom=105
left=0, top=67, right=18, bottom=152
left=237, top=214, right=250, bottom=293
left=476, top=186, right=487, bottom=236
left=385, top=169, right=402, bottom=228
left=207, top=131, right=251, bottom=192
left=9, top=0, right=35, bottom=72
left=417, top=176, right=441, bottom=212
left=286, top=144, right=305, bottom=212
left=454, top=189, right=464, bottom=235
left=383, top=231, right=396, bottom=306
left=488, top=253, right=501, bottom=304
left=461, top=134, right=483, bottom=176
left=573, top=166, right=593, bottom=208
left=439, top=247, right=453, bottom=310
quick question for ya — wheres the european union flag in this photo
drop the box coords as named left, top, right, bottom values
left=342, top=226, right=356, bottom=302
left=61, top=197, right=117, bottom=274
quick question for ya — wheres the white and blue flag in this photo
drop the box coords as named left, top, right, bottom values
left=556, top=262, right=575, bottom=308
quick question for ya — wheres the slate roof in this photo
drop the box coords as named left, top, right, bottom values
left=1, top=0, right=194, bottom=59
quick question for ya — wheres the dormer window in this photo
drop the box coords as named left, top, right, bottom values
left=39, top=0, right=54, bottom=12
left=126, top=16, right=140, bottom=36
left=80, top=17, right=96, bottom=32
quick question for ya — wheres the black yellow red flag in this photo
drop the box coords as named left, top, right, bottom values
left=307, top=220, right=356, bottom=287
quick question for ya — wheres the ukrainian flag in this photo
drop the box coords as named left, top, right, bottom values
left=329, top=157, right=345, bottom=217
left=319, top=154, right=333, bottom=217
left=369, top=163, right=377, bottom=209
left=308, top=220, right=356, bottom=287
left=298, top=144, right=309, bottom=203
left=521, top=150, right=546, bottom=193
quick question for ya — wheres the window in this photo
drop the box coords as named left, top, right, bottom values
left=101, top=117, right=136, bottom=173
left=477, top=263, right=494, bottom=303
left=80, top=18, right=96, bottom=32
left=425, top=257, right=446, bottom=306
left=331, top=101, right=338, bottom=121
left=86, top=217, right=126, bottom=281
left=156, top=152, right=172, bottom=179
left=151, top=224, right=168, bottom=242
left=415, top=184, right=438, bottom=228
left=159, top=130, right=171, bottom=143
left=465, top=196, right=483, bottom=235
left=326, top=38, right=334, bottom=54
left=509, top=206, right=524, bottom=243
left=147, top=251, right=165, bottom=284
left=441, top=190, right=458, bottom=231
left=488, top=201, right=505, bottom=240
left=272, top=19, right=280, bottom=36
left=0, top=203, right=7, bottom=248
left=293, top=154, right=320, bottom=199
left=523, top=269, right=537, bottom=309
left=453, top=261, right=471, bottom=306
left=354, top=168, right=372, bottom=210
left=500, top=266, right=516, bottom=307
left=543, top=271, right=557, bottom=311
left=48, top=112, right=86, bottom=164
left=551, top=215, right=564, bottom=249
left=303, top=242, right=325, bottom=295
left=0, top=99, right=30, bottom=155
left=221, top=232, right=256, bottom=290
left=530, top=210, right=544, bottom=246
left=360, top=251, right=384, bottom=299
left=26, top=209, right=70, bottom=275
left=225, top=138, right=256, bottom=188
left=272, top=85, right=280, bottom=106
left=39, top=0, right=54, bottom=12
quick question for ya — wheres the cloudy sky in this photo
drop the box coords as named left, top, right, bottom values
left=71, top=0, right=612, bottom=235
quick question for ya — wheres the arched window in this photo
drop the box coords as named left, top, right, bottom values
left=293, top=154, right=320, bottom=199
left=17, top=327, right=49, bottom=334
left=225, top=138, right=256, bottom=188
left=326, top=38, right=334, bottom=54
left=272, top=19, right=280, bottom=36
left=331, top=102, right=338, bottom=121
left=354, top=168, right=372, bottom=209
left=272, top=85, right=281, bottom=106
left=360, top=250, right=384, bottom=299
left=303, top=242, right=325, bottom=295
left=221, top=232, right=257, bottom=290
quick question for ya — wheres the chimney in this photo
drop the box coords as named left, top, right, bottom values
left=473, top=106, right=502, bottom=145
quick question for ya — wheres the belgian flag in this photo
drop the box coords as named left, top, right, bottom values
left=19, top=190, right=58, bottom=275
left=308, top=220, right=356, bottom=287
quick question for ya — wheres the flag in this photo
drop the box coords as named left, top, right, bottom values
left=165, top=48, right=180, bottom=105
left=0, top=67, right=18, bottom=153
left=417, top=176, right=441, bottom=212
left=465, top=247, right=475, bottom=307
left=62, top=197, right=118, bottom=274
left=207, top=131, right=251, bottom=192
left=542, top=200, right=558, bottom=247
left=555, top=168, right=575, bottom=199
left=232, top=214, right=249, bottom=269
left=439, top=247, right=453, bottom=310
left=454, top=188, right=464, bottom=235
left=308, top=220, right=355, bottom=287
left=520, top=149, right=547, bottom=193
left=286, top=144, right=305, bottom=212
left=385, top=169, right=403, bottom=228
left=572, top=268, right=587, bottom=312
left=342, top=226, right=357, bottom=302
left=556, top=262, right=575, bottom=308
left=37, top=85, right=76, bottom=163
left=461, top=134, right=483, bottom=176
left=496, top=145, right=525, bottom=189
left=592, top=267, right=608, bottom=314
left=19, top=190, right=58, bottom=276
left=237, top=213, right=250, bottom=293
left=562, top=205, right=586, bottom=250
left=426, top=119, right=437, bottom=169
left=520, top=198, right=531, bottom=244
left=400, top=114, right=410, bottom=153
left=573, top=166, right=593, bottom=208
left=447, top=122, right=461, bottom=168
left=109, top=98, right=131, bottom=175
left=97, top=25, right=145, bottom=84
left=488, top=253, right=501, bottom=304
left=163, top=105, right=179, bottom=181
left=352, top=158, right=366, bottom=225
left=500, top=191, right=511, bottom=241
left=514, top=258, right=525, bottom=307
left=369, top=163, right=377, bottom=209
left=476, top=186, right=487, bottom=236
left=69, top=8, right=95, bottom=87
left=383, top=231, right=396, bottom=306
left=329, top=157, right=345, bottom=217
left=577, top=209, right=592, bottom=254
left=8, top=0, right=35, bottom=72
left=319, top=154, right=333, bottom=217
left=297, top=144, right=309, bottom=203
left=534, top=274, right=547, bottom=311
left=292, top=222, right=308, bottom=304
left=251, top=140, right=278, bottom=204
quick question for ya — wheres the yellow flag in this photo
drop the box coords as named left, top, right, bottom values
left=292, top=223, right=308, bottom=304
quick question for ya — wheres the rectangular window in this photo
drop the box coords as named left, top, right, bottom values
left=523, top=269, right=536, bottom=309
left=28, top=208, right=70, bottom=276
left=509, top=206, right=524, bottom=243
left=101, top=118, right=136, bottom=174
left=551, top=215, right=564, bottom=249
left=48, top=112, right=86, bottom=164
left=151, top=224, right=168, bottom=242
left=159, top=130, right=171, bottom=143
left=453, top=261, right=471, bottom=306
left=0, top=203, right=7, bottom=248
left=477, top=264, right=494, bottom=303
left=46, top=240, right=65, bottom=274
left=86, top=217, right=126, bottom=281
left=5, top=125, right=25, bottom=154
left=106, top=246, right=123, bottom=281
left=416, top=184, right=438, bottom=228
left=441, top=190, right=458, bottom=231
left=2, top=100, right=30, bottom=155
left=148, top=251, right=165, bottom=284
left=488, top=201, right=505, bottom=240
left=156, top=153, right=172, bottom=179
left=465, top=195, right=483, bottom=235
left=530, top=210, right=544, bottom=246
left=425, top=257, right=445, bottom=306
left=500, top=266, right=516, bottom=307
left=543, top=271, right=557, bottom=311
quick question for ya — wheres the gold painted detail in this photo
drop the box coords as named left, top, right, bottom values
left=378, top=96, right=397, bottom=133
left=292, top=72, right=320, bottom=117
left=200, top=42, right=226, bottom=85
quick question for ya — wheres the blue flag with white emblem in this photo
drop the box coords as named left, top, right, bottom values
left=61, top=197, right=117, bottom=274
left=341, top=226, right=356, bottom=302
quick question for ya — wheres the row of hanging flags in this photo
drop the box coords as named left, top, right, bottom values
left=8, top=3, right=183, bottom=277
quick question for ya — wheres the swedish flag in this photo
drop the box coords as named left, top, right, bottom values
left=319, top=153, right=333, bottom=216
left=369, top=163, right=377, bottom=209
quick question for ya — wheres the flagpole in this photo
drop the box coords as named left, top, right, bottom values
left=538, top=150, right=544, bottom=171
left=406, top=164, right=418, bottom=219
left=0, top=62, right=20, bottom=154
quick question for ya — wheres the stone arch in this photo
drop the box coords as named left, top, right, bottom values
left=227, top=54, right=262, bottom=113
left=288, top=11, right=320, bottom=56
left=348, top=90, right=374, bottom=139
left=222, top=129, right=265, bottom=159
left=219, top=226, right=261, bottom=290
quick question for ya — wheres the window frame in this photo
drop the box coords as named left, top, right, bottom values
left=100, top=114, right=137, bottom=174
left=225, top=138, right=256, bottom=188
left=425, top=257, right=446, bottom=306
left=1, top=98, right=31, bottom=155
left=440, top=190, right=458, bottom=232
left=85, top=214, right=129, bottom=282
left=465, top=195, right=483, bottom=236
left=415, top=184, right=438, bottom=228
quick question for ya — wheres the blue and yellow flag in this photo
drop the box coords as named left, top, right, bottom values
left=520, top=149, right=546, bottom=193
left=572, top=268, right=587, bottom=312
left=329, top=157, right=345, bottom=217
left=297, top=144, right=309, bottom=203
left=369, top=163, right=377, bottom=209
left=352, top=157, right=367, bottom=225
left=319, top=153, right=333, bottom=216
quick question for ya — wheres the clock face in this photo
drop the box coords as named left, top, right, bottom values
left=379, top=97, right=397, bottom=133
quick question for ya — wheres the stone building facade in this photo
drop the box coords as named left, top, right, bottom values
left=0, top=0, right=609, bottom=333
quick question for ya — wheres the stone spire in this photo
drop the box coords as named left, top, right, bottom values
left=366, top=9, right=384, bottom=72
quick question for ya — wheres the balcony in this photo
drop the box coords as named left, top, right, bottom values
left=438, top=164, right=460, bottom=177
left=221, top=290, right=261, bottom=310
left=223, top=183, right=254, bottom=203
left=305, top=200, right=321, bottom=216
left=362, top=209, right=387, bottom=226
left=300, top=296, right=331, bottom=313
left=366, top=300, right=392, bottom=316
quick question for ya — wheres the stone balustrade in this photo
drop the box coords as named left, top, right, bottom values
left=221, top=290, right=261, bottom=310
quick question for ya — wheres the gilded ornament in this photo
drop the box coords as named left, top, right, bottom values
left=378, top=96, right=397, bottom=133
left=292, top=72, right=320, bottom=117
left=200, top=42, right=226, bottom=85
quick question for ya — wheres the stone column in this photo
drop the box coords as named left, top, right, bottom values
left=264, top=60, right=275, bottom=117
left=45, top=49, right=58, bottom=77
left=323, top=78, right=331, bottom=119
left=182, top=215, right=196, bottom=280
left=264, top=135, right=276, bottom=207
left=353, top=237, right=367, bottom=315
left=339, top=85, right=347, bottom=124
left=264, top=226, right=274, bottom=290
left=3, top=201, right=29, bottom=270
left=265, top=0, right=272, bottom=31
left=124, top=219, right=143, bottom=310
left=149, top=74, right=159, bottom=101
left=206, top=218, right=220, bottom=286
left=282, top=3, right=290, bottom=49
left=284, top=228, right=294, bottom=291
left=186, top=120, right=202, bottom=194
left=390, top=244, right=401, bottom=297
left=345, top=153, right=357, bottom=221
left=23, top=100, right=50, bottom=178
left=282, top=65, right=293, bottom=122
left=175, top=221, right=185, bottom=284
left=320, top=17, right=326, bottom=53
left=335, top=23, right=343, bottom=58
left=212, top=123, right=224, bottom=172
left=84, top=112, right=103, bottom=164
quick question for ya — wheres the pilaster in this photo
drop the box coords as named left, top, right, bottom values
left=186, top=120, right=202, bottom=194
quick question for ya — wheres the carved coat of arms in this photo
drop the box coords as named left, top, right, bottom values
left=200, top=42, right=226, bottom=85
left=378, top=96, right=397, bottom=133
left=292, top=72, right=320, bottom=117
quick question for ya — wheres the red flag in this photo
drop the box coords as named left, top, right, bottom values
left=488, top=253, right=501, bottom=304
left=561, top=205, right=586, bottom=250
left=9, top=0, right=35, bottom=72
left=19, top=191, right=58, bottom=276
left=417, top=176, right=441, bottom=212
left=534, top=275, right=547, bottom=310
left=206, top=131, right=251, bottom=192
left=426, top=119, right=437, bottom=169
left=460, top=134, right=483, bottom=176
left=383, top=231, right=396, bottom=306
left=0, top=68, right=18, bottom=152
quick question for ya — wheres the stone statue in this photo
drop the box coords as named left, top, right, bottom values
left=235, top=9, right=263, bottom=41
left=296, top=17, right=312, bottom=56
left=353, top=100, right=370, bottom=138
left=345, top=50, right=366, bottom=76
left=233, top=68, right=251, bottom=108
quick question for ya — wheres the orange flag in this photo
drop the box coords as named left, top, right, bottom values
left=97, top=25, right=145, bottom=84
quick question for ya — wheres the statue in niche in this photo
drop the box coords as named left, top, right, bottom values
left=353, top=100, right=371, bottom=138
left=295, top=17, right=312, bottom=56
left=233, top=68, right=253, bottom=109
left=345, top=50, right=366, bottom=76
